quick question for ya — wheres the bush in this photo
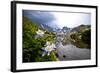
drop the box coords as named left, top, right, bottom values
left=81, top=29, right=91, bottom=48
left=23, top=17, right=58, bottom=62
left=70, top=29, right=91, bottom=48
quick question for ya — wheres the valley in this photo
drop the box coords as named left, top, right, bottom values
left=23, top=16, right=91, bottom=62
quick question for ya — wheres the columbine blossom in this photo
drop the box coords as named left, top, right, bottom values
left=36, top=29, right=44, bottom=37
left=44, top=41, right=51, bottom=46
left=41, top=42, right=56, bottom=57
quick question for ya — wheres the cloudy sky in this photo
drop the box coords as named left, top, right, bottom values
left=23, top=10, right=91, bottom=28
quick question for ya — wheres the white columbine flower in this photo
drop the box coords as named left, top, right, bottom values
left=44, top=41, right=51, bottom=46
left=41, top=42, right=56, bottom=57
left=36, top=29, right=44, bottom=37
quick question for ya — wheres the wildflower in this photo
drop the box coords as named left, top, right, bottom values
left=36, top=29, right=44, bottom=37
left=44, top=41, right=51, bottom=46
left=41, top=42, right=56, bottom=57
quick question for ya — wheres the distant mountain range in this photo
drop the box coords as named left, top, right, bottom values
left=62, top=27, right=71, bottom=33
left=24, top=15, right=90, bottom=33
left=37, top=23, right=91, bottom=34
left=71, top=25, right=91, bottom=32
left=37, top=23, right=60, bottom=32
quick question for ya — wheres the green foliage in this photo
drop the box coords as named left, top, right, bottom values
left=23, top=17, right=58, bottom=62
left=81, top=29, right=91, bottom=48
left=70, top=29, right=91, bottom=48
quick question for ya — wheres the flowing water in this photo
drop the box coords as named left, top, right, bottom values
left=55, top=33, right=91, bottom=61
left=56, top=42, right=91, bottom=60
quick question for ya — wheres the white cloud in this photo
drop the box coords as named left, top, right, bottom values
left=51, top=12, right=91, bottom=28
